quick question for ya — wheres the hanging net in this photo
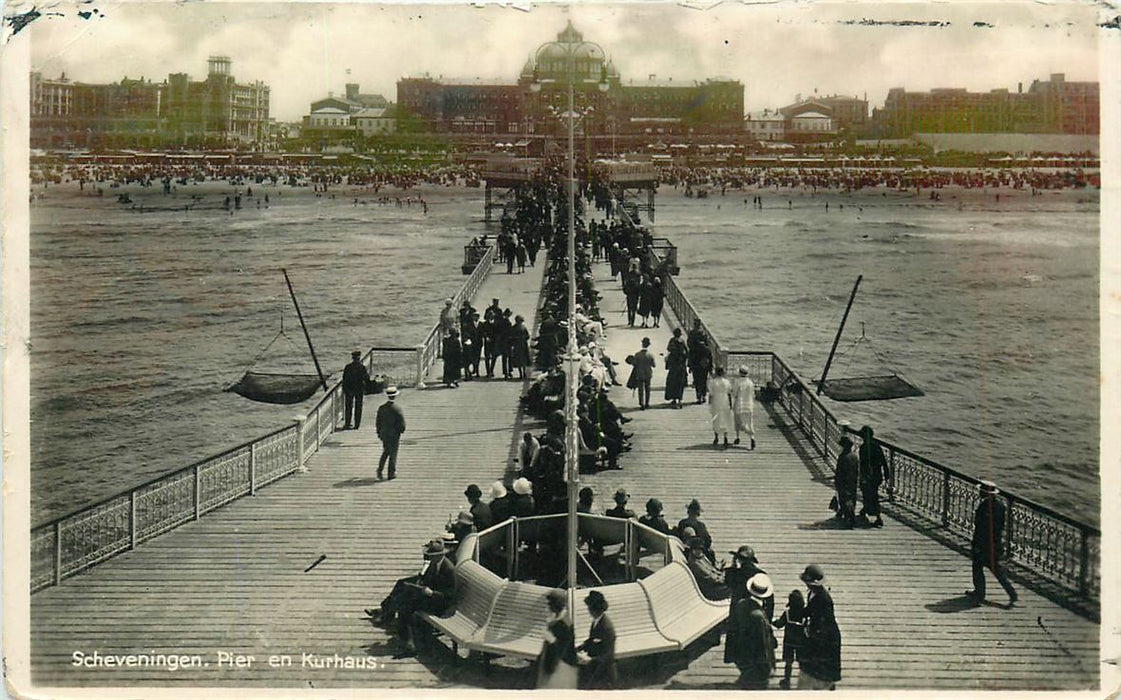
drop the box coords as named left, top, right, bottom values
left=225, top=371, right=325, bottom=405
left=224, top=315, right=327, bottom=405
left=816, top=326, right=923, bottom=402
left=818, top=375, right=924, bottom=402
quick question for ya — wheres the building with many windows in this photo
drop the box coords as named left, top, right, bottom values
left=30, top=57, right=271, bottom=149
left=869, top=74, right=1097, bottom=138
left=396, top=22, right=743, bottom=148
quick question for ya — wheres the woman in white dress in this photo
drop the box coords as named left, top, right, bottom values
left=732, top=365, right=756, bottom=450
left=537, top=589, right=579, bottom=688
left=708, top=366, right=735, bottom=449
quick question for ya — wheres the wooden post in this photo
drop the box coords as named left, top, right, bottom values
left=940, top=472, right=951, bottom=526
left=283, top=269, right=328, bottom=394
left=1078, top=529, right=1091, bottom=597
left=294, top=416, right=307, bottom=473
left=507, top=520, right=517, bottom=579
left=250, top=442, right=258, bottom=496
left=416, top=343, right=427, bottom=389
left=194, top=465, right=201, bottom=520
left=129, top=490, right=137, bottom=550
left=54, top=521, right=62, bottom=586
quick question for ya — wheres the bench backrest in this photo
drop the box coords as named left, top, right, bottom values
left=572, top=582, right=660, bottom=640
left=638, top=561, right=706, bottom=631
left=454, top=560, right=504, bottom=627
left=481, top=580, right=553, bottom=645
left=579, top=514, right=627, bottom=546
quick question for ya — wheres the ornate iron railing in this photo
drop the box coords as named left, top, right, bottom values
left=661, top=266, right=1099, bottom=608
left=30, top=246, right=499, bottom=594
left=415, top=244, right=495, bottom=387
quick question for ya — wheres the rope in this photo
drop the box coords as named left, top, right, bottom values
left=239, top=312, right=304, bottom=375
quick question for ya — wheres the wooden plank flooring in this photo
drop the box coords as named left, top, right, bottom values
left=26, top=257, right=1099, bottom=691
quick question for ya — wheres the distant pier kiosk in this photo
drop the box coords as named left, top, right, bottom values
left=598, top=159, right=659, bottom=222
left=483, top=156, right=658, bottom=223
left=482, top=156, right=542, bottom=223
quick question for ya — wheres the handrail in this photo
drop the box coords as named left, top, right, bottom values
left=655, top=253, right=1097, bottom=608
left=415, top=245, right=495, bottom=387
left=30, top=246, right=499, bottom=595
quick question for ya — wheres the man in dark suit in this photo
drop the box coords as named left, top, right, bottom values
left=375, top=387, right=406, bottom=480
left=627, top=337, right=657, bottom=409
left=966, top=480, right=1018, bottom=606
left=365, top=538, right=456, bottom=658
left=342, top=350, right=370, bottom=430
left=577, top=590, right=617, bottom=689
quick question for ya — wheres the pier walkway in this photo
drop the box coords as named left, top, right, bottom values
left=28, top=260, right=1098, bottom=690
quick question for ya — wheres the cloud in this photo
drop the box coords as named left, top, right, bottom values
left=28, top=1, right=1101, bottom=122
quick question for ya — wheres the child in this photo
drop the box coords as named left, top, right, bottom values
left=772, top=589, right=807, bottom=689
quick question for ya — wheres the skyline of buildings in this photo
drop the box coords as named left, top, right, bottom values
left=28, top=23, right=1099, bottom=151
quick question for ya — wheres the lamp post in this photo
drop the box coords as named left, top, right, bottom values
left=529, top=23, right=609, bottom=621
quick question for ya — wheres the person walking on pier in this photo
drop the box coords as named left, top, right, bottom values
left=577, top=590, right=617, bottom=689
left=726, top=573, right=776, bottom=689
left=375, top=387, right=406, bottom=480
left=834, top=436, right=859, bottom=527
left=687, top=320, right=712, bottom=404
left=626, top=337, right=656, bottom=410
left=708, top=366, right=734, bottom=449
left=798, top=564, right=842, bottom=690
left=858, top=425, right=890, bottom=528
left=732, top=365, right=756, bottom=449
left=664, top=328, right=689, bottom=409
left=342, top=350, right=370, bottom=430
left=509, top=314, right=531, bottom=380
left=537, top=589, right=579, bottom=689
left=441, top=329, right=463, bottom=388
left=966, top=480, right=1018, bottom=606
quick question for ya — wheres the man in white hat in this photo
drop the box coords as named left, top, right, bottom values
left=439, top=297, right=457, bottom=336
left=966, top=480, right=1018, bottom=606
left=365, top=537, right=455, bottom=658
left=732, top=365, right=756, bottom=449
left=375, top=387, right=406, bottom=480
left=726, top=572, right=776, bottom=689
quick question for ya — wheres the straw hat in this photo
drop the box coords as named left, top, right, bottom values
left=423, top=539, right=448, bottom=557
left=489, top=481, right=507, bottom=499
left=385, top=386, right=400, bottom=399
left=738, top=365, right=750, bottom=376
left=512, top=477, right=533, bottom=495
left=979, top=480, right=999, bottom=494
left=748, top=573, right=775, bottom=601
left=456, top=510, right=474, bottom=526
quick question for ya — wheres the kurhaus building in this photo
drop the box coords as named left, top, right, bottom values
left=396, top=22, right=744, bottom=148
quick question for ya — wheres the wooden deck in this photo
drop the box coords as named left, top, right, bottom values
left=27, top=259, right=1099, bottom=691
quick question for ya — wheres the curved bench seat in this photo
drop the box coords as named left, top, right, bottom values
left=639, top=561, right=729, bottom=647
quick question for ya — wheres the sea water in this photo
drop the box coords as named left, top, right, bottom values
left=28, top=181, right=1100, bottom=527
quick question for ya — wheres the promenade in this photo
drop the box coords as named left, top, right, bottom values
left=28, top=257, right=1098, bottom=690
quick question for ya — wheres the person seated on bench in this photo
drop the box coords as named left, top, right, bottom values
left=605, top=488, right=637, bottom=519
left=364, top=538, right=456, bottom=658
left=676, top=499, right=715, bottom=562
left=685, top=531, right=730, bottom=601
left=639, top=498, right=671, bottom=535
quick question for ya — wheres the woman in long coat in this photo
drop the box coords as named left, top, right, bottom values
left=664, top=328, right=689, bottom=408
left=508, top=314, right=532, bottom=379
left=647, top=276, right=665, bottom=328
left=707, top=366, right=735, bottom=448
left=636, top=274, right=653, bottom=327
left=798, top=564, right=842, bottom=690
left=441, top=329, right=462, bottom=388
left=537, top=589, right=578, bottom=688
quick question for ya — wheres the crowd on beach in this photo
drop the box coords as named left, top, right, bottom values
left=656, top=164, right=1099, bottom=193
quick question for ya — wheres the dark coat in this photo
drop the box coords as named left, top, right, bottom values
left=835, top=450, right=859, bottom=503
left=490, top=495, right=514, bottom=525
left=726, top=599, right=776, bottom=682
left=972, top=494, right=1007, bottom=562
left=342, top=358, right=370, bottom=396
left=442, top=335, right=462, bottom=383
left=508, top=323, right=531, bottom=367
left=539, top=615, right=578, bottom=674
left=664, top=337, right=689, bottom=400
left=375, top=401, right=406, bottom=441
left=469, top=501, right=493, bottom=531
left=638, top=514, right=671, bottom=535
left=419, top=554, right=457, bottom=613
left=579, top=613, right=618, bottom=689
left=802, top=586, right=842, bottom=683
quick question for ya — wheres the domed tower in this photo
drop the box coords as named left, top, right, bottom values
left=532, top=21, right=607, bottom=83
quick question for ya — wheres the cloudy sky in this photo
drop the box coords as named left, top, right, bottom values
left=24, top=1, right=1103, bottom=122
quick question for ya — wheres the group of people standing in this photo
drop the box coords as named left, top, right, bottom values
left=438, top=296, right=532, bottom=386
left=832, top=426, right=893, bottom=528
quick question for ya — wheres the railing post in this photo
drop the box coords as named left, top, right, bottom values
left=249, top=442, right=258, bottom=496
left=54, top=521, right=62, bottom=586
left=940, top=471, right=951, bottom=526
left=1078, top=529, right=1091, bottom=597
left=294, top=415, right=307, bottom=473
left=315, top=407, right=321, bottom=451
left=1003, top=495, right=1014, bottom=560
left=507, top=519, right=518, bottom=579
left=194, top=465, right=201, bottom=521
left=129, top=490, right=137, bottom=550
left=416, top=343, right=427, bottom=389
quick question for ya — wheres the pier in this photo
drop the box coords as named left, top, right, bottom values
left=27, top=242, right=1099, bottom=690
